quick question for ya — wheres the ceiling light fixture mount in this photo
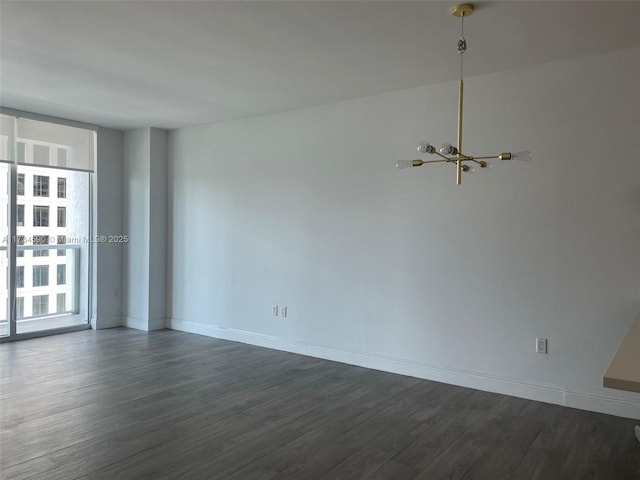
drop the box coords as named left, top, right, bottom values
left=451, top=3, right=474, bottom=17
left=396, top=3, right=531, bottom=185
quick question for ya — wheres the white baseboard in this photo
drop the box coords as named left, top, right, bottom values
left=149, top=317, right=167, bottom=331
left=123, top=316, right=146, bottom=331
left=167, top=318, right=640, bottom=420
left=564, top=390, right=640, bottom=420
left=123, top=316, right=148, bottom=331
left=91, top=316, right=122, bottom=330
left=123, top=316, right=167, bottom=331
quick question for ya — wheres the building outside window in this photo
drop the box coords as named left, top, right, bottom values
left=17, top=173, right=24, bottom=195
left=16, top=266, right=24, bottom=288
left=16, top=204, right=24, bottom=226
left=57, top=236, right=66, bottom=257
left=33, top=145, right=49, bottom=164
left=33, top=265, right=49, bottom=287
left=33, top=235, right=49, bottom=245
left=57, top=293, right=66, bottom=313
left=57, top=207, right=66, bottom=228
left=32, top=295, right=49, bottom=316
left=16, top=235, right=25, bottom=257
left=57, top=264, right=66, bottom=285
left=33, top=175, right=49, bottom=197
left=16, top=297, right=24, bottom=319
left=17, top=142, right=25, bottom=162
left=33, top=206, right=49, bottom=227
left=57, top=178, right=66, bottom=198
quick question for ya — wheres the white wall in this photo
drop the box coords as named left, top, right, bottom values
left=149, top=128, right=167, bottom=326
left=168, top=47, right=640, bottom=418
left=123, top=128, right=150, bottom=327
left=93, top=127, right=124, bottom=329
left=123, top=127, right=167, bottom=331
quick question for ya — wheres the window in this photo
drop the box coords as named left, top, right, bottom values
left=16, top=204, right=24, bottom=226
left=16, top=297, right=24, bottom=319
left=32, top=295, right=49, bottom=316
left=33, top=234, right=49, bottom=256
left=3, top=114, right=95, bottom=337
left=16, top=266, right=24, bottom=288
left=57, top=264, right=66, bottom=285
left=57, top=207, right=66, bottom=227
left=33, top=206, right=49, bottom=227
left=57, top=293, right=66, bottom=313
left=57, top=236, right=66, bottom=256
left=57, top=148, right=67, bottom=166
left=33, top=235, right=49, bottom=246
left=57, top=178, right=66, bottom=198
left=17, top=173, right=24, bottom=196
left=33, top=175, right=49, bottom=197
left=17, top=142, right=25, bottom=163
left=17, top=235, right=25, bottom=257
left=33, top=265, right=49, bottom=287
left=33, top=145, right=50, bottom=164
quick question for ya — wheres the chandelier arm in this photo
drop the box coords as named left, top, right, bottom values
left=421, top=159, right=450, bottom=164
left=433, top=151, right=456, bottom=162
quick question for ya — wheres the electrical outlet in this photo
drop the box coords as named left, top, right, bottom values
left=536, top=337, right=548, bottom=354
left=272, top=305, right=278, bottom=316
left=280, top=306, right=287, bottom=318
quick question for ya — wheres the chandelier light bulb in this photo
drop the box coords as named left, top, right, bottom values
left=439, top=143, right=458, bottom=156
left=512, top=150, right=533, bottom=161
left=417, top=141, right=435, bottom=154
left=396, top=159, right=414, bottom=169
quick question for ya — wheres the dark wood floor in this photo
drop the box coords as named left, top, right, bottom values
left=1, top=328, right=638, bottom=480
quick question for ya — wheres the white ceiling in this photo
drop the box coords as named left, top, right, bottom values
left=1, top=1, right=639, bottom=130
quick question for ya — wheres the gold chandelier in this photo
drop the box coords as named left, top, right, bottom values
left=396, top=3, right=531, bottom=185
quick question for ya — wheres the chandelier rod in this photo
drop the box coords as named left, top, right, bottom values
left=456, top=12, right=466, bottom=184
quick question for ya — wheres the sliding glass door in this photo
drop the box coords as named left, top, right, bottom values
left=0, top=113, right=94, bottom=340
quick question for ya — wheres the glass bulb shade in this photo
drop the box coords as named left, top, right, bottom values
left=439, top=143, right=457, bottom=155
left=512, top=150, right=532, bottom=161
left=417, top=141, right=435, bottom=154
left=396, top=159, right=414, bottom=169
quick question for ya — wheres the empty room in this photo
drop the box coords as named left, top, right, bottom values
left=1, top=1, right=639, bottom=479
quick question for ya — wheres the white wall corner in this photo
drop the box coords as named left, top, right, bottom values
left=91, top=316, right=122, bottom=330
left=123, top=316, right=150, bottom=331
left=148, top=317, right=167, bottom=331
